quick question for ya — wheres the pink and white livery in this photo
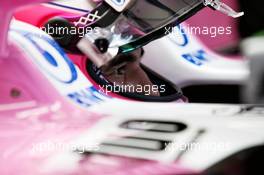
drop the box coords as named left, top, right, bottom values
left=0, top=0, right=264, bottom=175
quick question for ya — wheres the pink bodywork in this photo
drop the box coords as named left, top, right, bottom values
left=187, top=0, right=241, bottom=50
left=0, top=1, right=196, bottom=175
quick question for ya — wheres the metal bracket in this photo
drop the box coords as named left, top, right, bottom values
left=204, top=0, right=244, bottom=18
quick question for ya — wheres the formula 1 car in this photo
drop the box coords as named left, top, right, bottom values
left=0, top=0, right=264, bottom=175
